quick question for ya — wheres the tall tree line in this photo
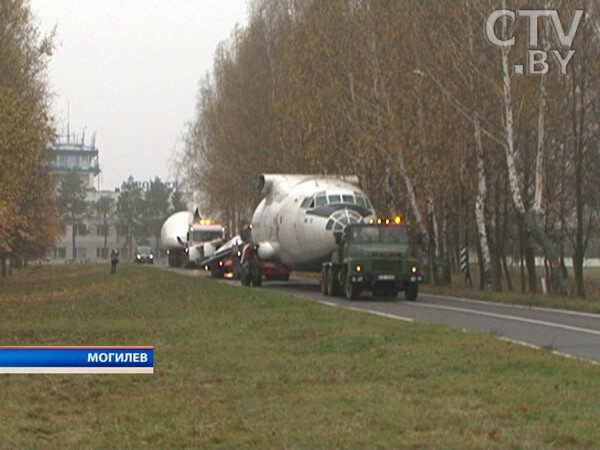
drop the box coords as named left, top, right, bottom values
left=0, top=0, right=60, bottom=276
left=176, top=0, right=600, bottom=297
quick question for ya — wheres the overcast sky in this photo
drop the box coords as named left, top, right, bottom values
left=29, top=0, right=249, bottom=191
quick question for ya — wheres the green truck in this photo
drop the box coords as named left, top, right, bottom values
left=320, top=221, right=423, bottom=301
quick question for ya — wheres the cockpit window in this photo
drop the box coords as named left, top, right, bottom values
left=306, top=191, right=372, bottom=210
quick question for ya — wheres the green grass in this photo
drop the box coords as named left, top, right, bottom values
left=1, top=264, right=600, bottom=447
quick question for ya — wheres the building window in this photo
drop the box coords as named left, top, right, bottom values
left=66, top=154, right=78, bottom=168
left=76, top=247, right=87, bottom=260
left=116, top=225, right=128, bottom=236
left=76, top=224, right=87, bottom=235
left=54, top=247, right=66, bottom=259
left=96, top=247, right=108, bottom=259
left=96, top=224, right=109, bottom=235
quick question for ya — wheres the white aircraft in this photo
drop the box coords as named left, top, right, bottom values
left=251, top=174, right=376, bottom=271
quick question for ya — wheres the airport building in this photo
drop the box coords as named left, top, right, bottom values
left=46, top=133, right=101, bottom=190
left=46, top=134, right=124, bottom=262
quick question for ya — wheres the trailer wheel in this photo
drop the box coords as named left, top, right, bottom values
left=251, top=270, right=262, bottom=287
left=233, top=258, right=240, bottom=279
left=345, top=276, right=359, bottom=301
left=240, top=263, right=251, bottom=286
left=249, top=256, right=262, bottom=287
left=404, top=282, right=418, bottom=301
left=211, top=264, right=224, bottom=278
left=320, top=267, right=329, bottom=296
left=327, top=266, right=341, bottom=297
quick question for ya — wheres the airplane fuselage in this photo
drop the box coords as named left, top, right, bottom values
left=251, top=175, right=376, bottom=271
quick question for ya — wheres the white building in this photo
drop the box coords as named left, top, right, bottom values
left=46, top=134, right=125, bottom=261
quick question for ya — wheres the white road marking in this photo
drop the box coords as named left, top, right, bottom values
left=346, top=307, right=414, bottom=322
left=497, top=337, right=600, bottom=365
left=410, top=302, right=600, bottom=336
left=497, top=336, right=541, bottom=350
left=317, top=300, right=339, bottom=307
left=552, top=350, right=600, bottom=366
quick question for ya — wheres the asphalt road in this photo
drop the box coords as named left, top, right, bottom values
left=162, top=265, right=600, bottom=365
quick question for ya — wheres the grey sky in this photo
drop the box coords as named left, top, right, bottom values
left=30, top=0, right=249, bottom=191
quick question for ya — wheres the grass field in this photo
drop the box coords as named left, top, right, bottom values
left=1, top=264, right=600, bottom=447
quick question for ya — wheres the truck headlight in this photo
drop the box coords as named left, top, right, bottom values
left=136, top=254, right=140, bottom=259
left=150, top=254, right=154, bottom=259
left=355, top=265, right=362, bottom=272
left=411, top=265, right=418, bottom=274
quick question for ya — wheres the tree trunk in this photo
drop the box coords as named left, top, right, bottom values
left=500, top=31, right=565, bottom=295
left=440, top=196, right=451, bottom=284
left=468, top=12, right=493, bottom=292
left=500, top=191, right=513, bottom=291
left=573, top=39, right=586, bottom=298
left=473, top=114, right=493, bottom=292
left=71, top=221, right=77, bottom=261
left=501, top=252, right=513, bottom=291
left=476, top=235, right=484, bottom=291
left=520, top=251, right=526, bottom=293
left=524, top=238, right=537, bottom=293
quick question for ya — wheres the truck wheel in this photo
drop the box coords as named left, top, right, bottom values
left=211, top=264, right=223, bottom=278
left=345, top=277, right=359, bottom=301
left=240, top=264, right=252, bottom=286
left=327, top=267, right=341, bottom=297
left=321, top=267, right=329, bottom=296
left=233, top=259, right=240, bottom=279
left=251, top=270, right=262, bottom=287
left=404, top=282, right=418, bottom=301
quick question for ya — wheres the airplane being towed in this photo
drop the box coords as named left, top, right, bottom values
left=249, top=174, right=376, bottom=272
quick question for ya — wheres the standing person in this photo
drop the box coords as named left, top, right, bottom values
left=110, top=249, right=120, bottom=274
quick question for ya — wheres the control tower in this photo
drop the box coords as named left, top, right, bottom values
left=46, top=132, right=100, bottom=190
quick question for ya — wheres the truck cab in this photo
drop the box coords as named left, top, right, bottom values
left=185, top=220, right=226, bottom=266
left=321, top=219, right=423, bottom=301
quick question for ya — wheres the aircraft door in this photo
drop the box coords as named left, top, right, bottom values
left=294, top=199, right=308, bottom=250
